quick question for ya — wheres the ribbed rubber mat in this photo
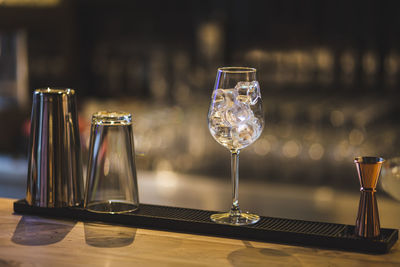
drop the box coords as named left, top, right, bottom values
left=138, top=204, right=345, bottom=236
left=13, top=199, right=398, bottom=254
left=256, top=217, right=345, bottom=236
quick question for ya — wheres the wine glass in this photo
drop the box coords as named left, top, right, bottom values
left=381, top=157, right=400, bottom=202
left=208, top=67, right=264, bottom=225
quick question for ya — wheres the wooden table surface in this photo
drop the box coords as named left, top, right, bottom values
left=0, top=198, right=399, bottom=267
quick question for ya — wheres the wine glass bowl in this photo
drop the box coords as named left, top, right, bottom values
left=380, top=157, right=400, bottom=202
left=208, top=83, right=264, bottom=150
left=207, top=67, right=264, bottom=225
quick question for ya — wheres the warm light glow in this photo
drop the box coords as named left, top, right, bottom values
left=316, top=48, right=333, bottom=71
left=282, top=140, right=300, bottom=158
left=155, top=170, right=178, bottom=189
left=197, top=22, right=222, bottom=58
left=392, top=166, right=400, bottom=177
left=349, top=129, right=364, bottom=146
left=0, top=0, right=60, bottom=7
left=253, top=138, right=271, bottom=156
left=308, top=143, right=324, bottom=160
left=334, top=140, right=350, bottom=161
left=330, top=110, right=345, bottom=127
left=363, top=51, right=378, bottom=74
left=314, top=187, right=334, bottom=209
left=385, top=51, right=399, bottom=76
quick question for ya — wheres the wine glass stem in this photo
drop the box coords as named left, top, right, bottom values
left=230, top=150, right=241, bottom=216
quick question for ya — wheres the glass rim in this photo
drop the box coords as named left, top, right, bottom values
left=92, top=110, right=132, bottom=125
left=217, top=67, right=256, bottom=73
left=35, top=88, right=75, bottom=95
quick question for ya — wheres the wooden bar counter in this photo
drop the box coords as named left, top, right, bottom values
left=0, top=198, right=398, bottom=266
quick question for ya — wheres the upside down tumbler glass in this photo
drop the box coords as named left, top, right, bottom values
left=85, top=111, right=139, bottom=213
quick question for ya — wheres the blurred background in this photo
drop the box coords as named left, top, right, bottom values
left=1, top=0, right=400, bottom=226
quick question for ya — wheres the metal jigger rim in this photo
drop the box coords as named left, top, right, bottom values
left=354, top=156, right=385, bottom=164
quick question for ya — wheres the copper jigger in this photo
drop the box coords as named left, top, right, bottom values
left=354, top=156, right=384, bottom=238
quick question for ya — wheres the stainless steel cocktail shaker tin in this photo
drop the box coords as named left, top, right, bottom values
left=26, top=88, right=84, bottom=207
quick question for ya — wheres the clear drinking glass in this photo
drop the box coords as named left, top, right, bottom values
left=208, top=67, right=264, bottom=225
left=85, top=111, right=139, bottom=213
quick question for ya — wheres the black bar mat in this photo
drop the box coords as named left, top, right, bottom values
left=13, top=199, right=398, bottom=254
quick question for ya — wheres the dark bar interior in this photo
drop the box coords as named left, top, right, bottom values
left=0, top=1, right=400, bottom=264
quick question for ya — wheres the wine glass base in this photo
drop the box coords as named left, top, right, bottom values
left=210, top=212, right=260, bottom=226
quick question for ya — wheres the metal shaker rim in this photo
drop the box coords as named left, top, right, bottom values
left=34, top=88, right=75, bottom=96
left=92, top=110, right=132, bottom=126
